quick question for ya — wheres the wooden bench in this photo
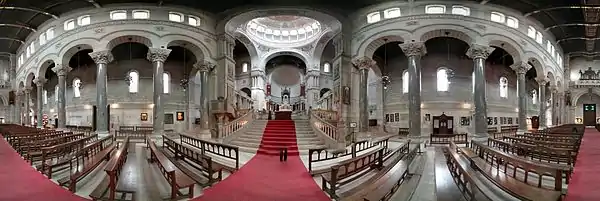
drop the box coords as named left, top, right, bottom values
left=180, top=134, right=239, bottom=171
left=488, top=138, right=576, bottom=166
left=39, top=134, right=98, bottom=178
left=115, top=125, right=150, bottom=142
left=442, top=145, right=492, bottom=201
left=321, top=147, right=385, bottom=199
left=503, top=136, right=579, bottom=151
left=429, top=133, right=468, bottom=145
left=362, top=145, right=419, bottom=201
left=147, top=137, right=195, bottom=200
left=162, top=135, right=224, bottom=187
left=449, top=141, right=477, bottom=159
left=308, top=137, right=391, bottom=175
left=59, top=136, right=117, bottom=192
left=469, top=141, right=566, bottom=201
left=89, top=137, right=134, bottom=201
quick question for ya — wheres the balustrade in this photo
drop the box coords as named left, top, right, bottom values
left=219, top=110, right=254, bottom=139
left=310, top=109, right=339, bottom=142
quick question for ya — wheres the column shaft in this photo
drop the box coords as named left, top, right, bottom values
left=359, top=68, right=368, bottom=132
left=58, top=75, right=67, bottom=128
left=538, top=81, right=547, bottom=129
left=89, top=51, right=113, bottom=136
left=399, top=42, right=426, bottom=137
left=195, top=62, right=214, bottom=130
left=36, top=84, right=44, bottom=128
left=517, top=73, right=528, bottom=132
left=25, top=90, right=30, bottom=126
left=15, top=93, right=21, bottom=125
left=467, top=44, right=495, bottom=138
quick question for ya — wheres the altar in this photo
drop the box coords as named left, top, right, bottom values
left=275, top=92, right=293, bottom=120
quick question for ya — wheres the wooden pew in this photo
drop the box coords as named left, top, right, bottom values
left=308, top=137, right=392, bottom=175
left=442, top=145, right=492, bottom=201
left=162, top=135, right=224, bottom=187
left=468, top=141, right=566, bottom=201
left=39, top=134, right=98, bottom=179
left=321, top=147, right=385, bottom=199
left=89, top=137, right=134, bottom=201
left=147, top=137, right=195, bottom=200
left=429, top=133, right=468, bottom=145
left=180, top=134, right=239, bottom=171
left=59, top=136, right=117, bottom=192
left=488, top=138, right=576, bottom=166
left=362, top=145, right=419, bottom=201
left=502, top=136, right=578, bottom=151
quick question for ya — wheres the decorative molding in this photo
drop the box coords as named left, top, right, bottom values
left=399, top=42, right=427, bottom=57
left=147, top=48, right=172, bottom=63
left=88, top=50, right=114, bottom=65
left=466, top=44, right=495, bottom=60
left=51, top=64, right=72, bottom=76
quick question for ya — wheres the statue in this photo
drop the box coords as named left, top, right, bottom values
left=565, top=92, right=572, bottom=106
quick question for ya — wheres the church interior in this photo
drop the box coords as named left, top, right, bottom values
left=0, top=0, right=597, bottom=200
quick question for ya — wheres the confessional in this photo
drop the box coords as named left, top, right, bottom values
left=432, top=114, right=454, bottom=134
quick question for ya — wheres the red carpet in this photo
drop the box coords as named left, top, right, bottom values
left=565, top=128, right=600, bottom=201
left=194, top=120, right=330, bottom=201
left=0, top=135, right=88, bottom=201
left=257, top=120, right=300, bottom=156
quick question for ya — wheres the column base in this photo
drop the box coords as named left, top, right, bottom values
left=96, top=130, right=110, bottom=138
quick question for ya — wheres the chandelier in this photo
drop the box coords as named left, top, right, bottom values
left=125, top=75, right=132, bottom=86
left=180, top=78, right=189, bottom=90
left=381, top=76, right=391, bottom=90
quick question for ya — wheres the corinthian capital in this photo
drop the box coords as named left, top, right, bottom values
left=399, top=42, right=427, bottom=57
left=147, top=48, right=172, bottom=63
left=510, top=61, right=532, bottom=75
left=33, top=78, right=47, bottom=86
left=194, top=61, right=216, bottom=72
left=535, top=77, right=549, bottom=86
left=351, top=56, right=377, bottom=70
left=51, top=65, right=72, bottom=76
left=466, top=44, right=495, bottom=60
left=88, top=50, right=114, bottom=65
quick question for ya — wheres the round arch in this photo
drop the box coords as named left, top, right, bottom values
left=524, top=51, right=547, bottom=79
left=354, top=29, right=410, bottom=58
left=572, top=88, right=600, bottom=106
left=261, top=50, right=310, bottom=70
left=24, top=71, right=36, bottom=88
left=99, top=31, right=159, bottom=50
left=482, top=34, right=525, bottom=63
left=320, top=88, right=331, bottom=98
left=58, top=40, right=96, bottom=67
left=240, top=87, right=251, bottom=97
left=416, top=25, right=480, bottom=45
left=232, top=32, right=260, bottom=67
left=547, top=70, right=557, bottom=87
left=36, top=59, right=57, bottom=79
left=162, top=34, right=213, bottom=61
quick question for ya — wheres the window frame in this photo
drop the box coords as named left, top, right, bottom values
left=110, top=10, right=127, bottom=20
left=535, top=31, right=543, bottom=44
left=78, top=15, right=91, bottom=26
left=39, top=33, right=46, bottom=46
left=383, top=8, right=401, bottom=18
left=43, top=90, right=48, bottom=105
left=451, top=5, right=470, bottom=16
left=162, top=72, right=170, bottom=94
left=64, top=19, right=75, bottom=30
left=323, top=63, right=331, bottom=73
left=169, top=12, right=184, bottom=22
left=402, top=71, right=409, bottom=93
left=132, top=10, right=150, bottom=19
left=242, top=63, right=248, bottom=73
left=499, top=77, right=508, bottom=98
left=425, top=5, right=446, bottom=14
left=73, top=78, right=81, bottom=98
left=128, top=71, right=139, bottom=93
left=436, top=68, right=450, bottom=92
left=506, top=16, right=519, bottom=28
left=188, top=15, right=200, bottom=26
left=366, top=12, right=381, bottom=23
left=490, top=12, right=505, bottom=23
left=527, top=26, right=536, bottom=38
left=46, top=28, right=55, bottom=40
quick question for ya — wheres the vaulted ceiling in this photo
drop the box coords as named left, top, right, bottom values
left=0, top=0, right=592, bottom=57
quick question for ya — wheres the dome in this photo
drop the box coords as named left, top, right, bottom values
left=246, top=15, right=321, bottom=44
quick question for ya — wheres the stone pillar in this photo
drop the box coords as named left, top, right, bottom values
left=89, top=50, right=113, bottom=136
left=558, top=92, right=564, bottom=125
left=351, top=56, right=376, bottom=132
left=467, top=44, right=495, bottom=138
left=551, top=88, right=558, bottom=126
left=15, top=91, right=22, bottom=125
left=511, top=62, right=531, bottom=133
left=194, top=61, right=214, bottom=130
left=216, top=34, right=236, bottom=111
left=52, top=65, right=71, bottom=129
left=147, top=48, right=171, bottom=137
left=399, top=42, right=427, bottom=137
left=24, top=87, right=31, bottom=126
left=536, top=78, right=548, bottom=129
left=34, top=78, right=46, bottom=128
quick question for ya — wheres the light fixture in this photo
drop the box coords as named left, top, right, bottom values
left=381, top=38, right=391, bottom=90
left=180, top=46, right=189, bottom=90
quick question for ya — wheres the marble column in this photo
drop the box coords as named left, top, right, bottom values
left=195, top=61, right=214, bottom=130
left=89, top=50, right=113, bottom=136
left=15, top=91, right=22, bottom=125
left=147, top=48, right=171, bottom=137
left=551, top=88, right=558, bottom=126
left=351, top=56, right=376, bottom=132
left=34, top=78, right=46, bottom=128
left=467, top=44, right=495, bottom=138
left=511, top=62, right=531, bottom=133
left=537, top=78, right=548, bottom=129
left=24, top=87, right=31, bottom=126
left=399, top=42, right=426, bottom=137
left=52, top=65, right=71, bottom=129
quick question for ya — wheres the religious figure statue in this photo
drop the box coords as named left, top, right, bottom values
left=565, top=92, right=572, bottom=106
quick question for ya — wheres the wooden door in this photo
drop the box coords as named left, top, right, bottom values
left=433, top=114, right=454, bottom=134
left=584, top=104, right=597, bottom=126
left=531, top=116, right=539, bottom=129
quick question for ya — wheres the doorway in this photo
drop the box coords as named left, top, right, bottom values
left=583, top=104, right=596, bottom=126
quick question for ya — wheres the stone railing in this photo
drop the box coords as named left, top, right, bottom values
left=219, top=110, right=254, bottom=139
left=312, top=109, right=337, bottom=122
left=310, top=109, right=340, bottom=147
left=571, top=79, right=600, bottom=87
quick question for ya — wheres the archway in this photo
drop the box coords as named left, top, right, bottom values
left=265, top=55, right=306, bottom=111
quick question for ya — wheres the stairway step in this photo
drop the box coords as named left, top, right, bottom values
left=261, top=136, right=297, bottom=142
left=261, top=140, right=298, bottom=146
left=257, top=149, right=300, bottom=156
left=259, top=144, right=298, bottom=150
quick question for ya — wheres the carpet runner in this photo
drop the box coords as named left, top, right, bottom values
left=257, top=120, right=300, bottom=156
left=565, top=128, right=600, bottom=201
left=195, top=120, right=330, bottom=201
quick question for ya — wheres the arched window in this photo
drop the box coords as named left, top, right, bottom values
left=132, top=10, right=150, bottom=19
left=128, top=71, right=139, bottom=93
left=437, top=68, right=449, bottom=92
left=188, top=15, right=201, bottom=26
left=64, top=19, right=75, bottom=30
left=323, top=63, right=331, bottom=73
left=43, top=90, right=47, bottom=105
left=110, top=10, right=127, bottom=20
left=490, top=12, right=505, bottom=23
left=472, top=71, right=475, bottom=93
left=425, top=5, right=446, bottom=14
left=506, top=16, right=519, bottom=28
left=384, top=8, right=401, bottom=18
left=78, top=15, right=91, bottom=26
left=242, top=63, right=248, bottom=73
left=163, top=72, right=170, bottom=94
left=402, top=71, right=409, bottom=93
left=532, top=90, right=537, bottom=104
left=527, top=26, right=536, bottom=39
left=366, top=12, right=381, bottom=23
left=46, top=28, right=55, bottom=40
left=452, top=6, right=470, bottom=16
left=39, top=33, right=46, bottom=45
left=169, top=12, right=184, bottom=22
left=73, top=78, right=81, bottom=98
left=499, top=77, right=508, bottom=98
